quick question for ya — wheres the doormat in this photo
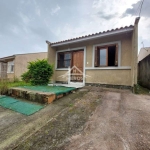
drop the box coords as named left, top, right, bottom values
left=0, top=96, right=44, bottom=116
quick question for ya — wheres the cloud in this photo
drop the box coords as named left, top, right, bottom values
left=51, top=5, right=60, bottom=15
left=94, top=11, right=118, bottom=20
left=0, top=0, right=149, bottom=58
left=123, top=0, right=150, bottom=18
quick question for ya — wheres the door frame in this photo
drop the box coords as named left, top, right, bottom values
left=70, top=50, right=84, bottom=84
left=55, top=46, right=86, bottom=85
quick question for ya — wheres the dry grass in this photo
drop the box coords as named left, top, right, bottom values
left=0, top=79, right=31, bottom=95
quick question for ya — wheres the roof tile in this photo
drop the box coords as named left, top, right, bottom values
left=51, top=25, right=134, bottom=45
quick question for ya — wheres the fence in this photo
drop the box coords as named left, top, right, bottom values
left=138, top=54, right=150, bottom=89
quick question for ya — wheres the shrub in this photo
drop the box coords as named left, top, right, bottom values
left=21, top=59, right=53, bottom=85
left=21, top=71, right=31, bottom=83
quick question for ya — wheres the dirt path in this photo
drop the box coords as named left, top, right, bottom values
left=64, top=88, right=150, bottom=150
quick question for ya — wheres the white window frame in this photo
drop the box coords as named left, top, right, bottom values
left=84, top=41, right=131, bottom=70
left=7, top=61, right=14, bottom=73
left=93, top=41, right=121, bottom=68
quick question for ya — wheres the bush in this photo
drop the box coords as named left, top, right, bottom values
left=21, top=59, right=53, bottom=85
left=21, top=71, right=31, bottom=83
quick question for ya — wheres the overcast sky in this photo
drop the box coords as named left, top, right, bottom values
left=0, top=0, right=149, bottom=57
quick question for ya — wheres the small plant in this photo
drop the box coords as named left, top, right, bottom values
left=21, top=59, right=53, bottom=85
left=0, top=80, right=9, bottom=95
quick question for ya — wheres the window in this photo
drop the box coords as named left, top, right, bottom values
left=94, top=44, right=118, bottom=67
left=57, top=52, right=71, bottom=68
left=7, top=61, right=14, bottom=73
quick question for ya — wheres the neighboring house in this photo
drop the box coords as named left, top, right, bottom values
left=138, top=47, right=150, bottom=62
left=138, top=47, right=150, bottom=89
left=46, top=17, right=140, bottom=89
left=138, top=54, right=150, bottom=89
left=0, top=52, right=47, bottom=80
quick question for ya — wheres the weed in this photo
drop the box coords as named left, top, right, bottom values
left=0, top=81, right=8, bottom=95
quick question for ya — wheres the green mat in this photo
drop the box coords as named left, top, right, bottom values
left=0, top=96, right=44, bottom=116
left=19, top=86, right=75, bottom=96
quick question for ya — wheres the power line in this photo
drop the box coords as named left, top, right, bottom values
left=139, top=0, right=144, bottom=17
left=130, top=0, right=142, bottom=25
left=141, top=41, right=148, bottom=52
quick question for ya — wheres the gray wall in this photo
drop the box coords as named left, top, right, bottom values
left=0, top=62, right=7, bottom=79
left=138, top=54, right=150, bottom=89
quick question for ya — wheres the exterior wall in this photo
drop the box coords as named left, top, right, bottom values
left=85, top=34, right=132, bottom=67
left=131, top=17, right=140, bottom=86
left=0, top=62, right=7, bottom=79
left=47, top=44, right=56, bottom=82
left=138, top=54, right=150, bottom=89
left=52, top=33, right=133, bottom=86
left=6, top=58, right=15, bottom=80
left=85, top=70, right=131, bottom=86
left=138, top=48, right=150, bottom=62
left=55, top=70, right=68, bottom=82
left=7, top=73, right=15, bottom=80
left=48, top=19, right=140, bottom=87
left=14, top=52, right=47, bottom=79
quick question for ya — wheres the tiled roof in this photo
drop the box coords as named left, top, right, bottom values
left=50, top=25, right=134, bottom=45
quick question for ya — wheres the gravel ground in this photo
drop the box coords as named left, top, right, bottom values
left=15, top=88, right=102, bottom=150
left=0, top=90, right=87, bottom=150
left=64, top=87, right=150, bottom=150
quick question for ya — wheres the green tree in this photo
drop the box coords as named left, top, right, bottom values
left=21, top=59, right=53, bottom=85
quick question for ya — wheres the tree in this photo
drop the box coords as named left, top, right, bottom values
left=21, top=59, right=53, bottom=85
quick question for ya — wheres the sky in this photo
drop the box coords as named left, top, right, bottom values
left=0, top=0, right=150, bottom=57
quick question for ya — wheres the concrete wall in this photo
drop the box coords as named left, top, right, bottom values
left=138, top=48, right=150, bottom=62
left=85, top=70, right=131, bottom=86
left=48, top=18, right=140, bottom=87
left=49, top=33, right=133, bottom=86
left=138, top=54, right=150, bottom=89
left=55, top=70, right=68, bottom=82
left=0, top=62, right=7, bottom=79
left=7, top=73, right=15, bottom=80
left=15, top=52, right=47, bottom=79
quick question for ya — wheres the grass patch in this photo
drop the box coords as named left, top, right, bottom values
left=0, top=80, right=31, bottom=95
left=134, top=84, right=150, bottom=95
left=6, top=81, right=31, bottom=88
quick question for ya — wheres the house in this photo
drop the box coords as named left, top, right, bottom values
left=0, top=52, right=47, bottom=80
left=138, top=47, right=150, bottom=62
left=46, top=17, right=140, bottom=89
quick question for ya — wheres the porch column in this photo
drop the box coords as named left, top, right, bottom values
left=46, top=41, right=56, bottom=83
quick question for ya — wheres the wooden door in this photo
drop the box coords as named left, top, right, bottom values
left=71, top=50, right=83, bottom=82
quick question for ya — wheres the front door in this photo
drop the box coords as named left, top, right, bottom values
left=71, top=50, right=84, bottom=83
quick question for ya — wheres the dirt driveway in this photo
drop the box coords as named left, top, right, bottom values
left=1, top=86, right=150, bottom=150
left=65, top=87, right=150, bottom=150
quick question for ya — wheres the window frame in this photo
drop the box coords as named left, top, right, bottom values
left=57, top=52, right=72, bottom=68
left=7, top=61, right=14, bottom=73
left=94, top=44, right=118, bottom=67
